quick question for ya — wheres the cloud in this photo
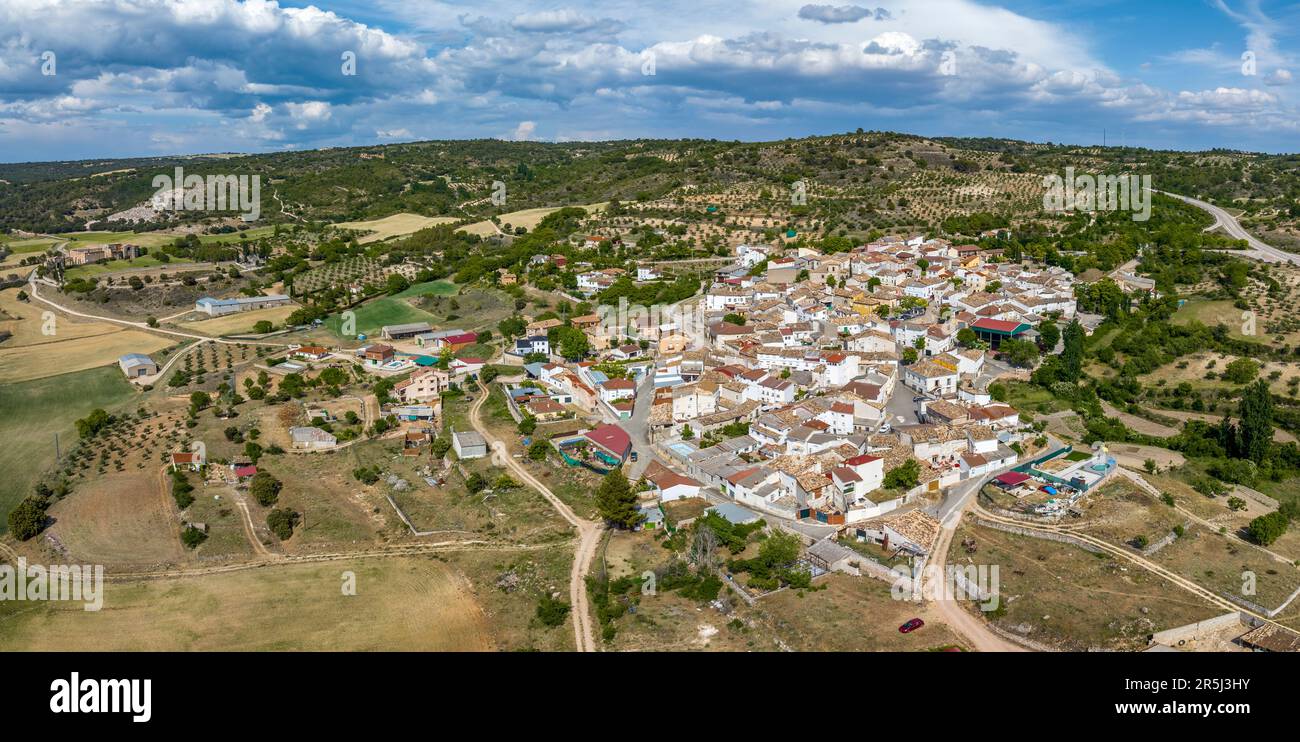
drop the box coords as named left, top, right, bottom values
left=510, top=9, right=623, bottom=35
left=797, top=5, right=891, bottom=24
left=510, top=120, right=537, bottom=140
left=0, top=0, right=1296, bottom=159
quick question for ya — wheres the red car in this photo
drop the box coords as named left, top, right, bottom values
left=899, top=618, right=924, bottom=634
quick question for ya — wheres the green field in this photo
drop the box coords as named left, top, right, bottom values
left=0, top=365, right=138, bottom=532
left=324, top=280, right=458, bottom=338
left=1, top=237, right=59, bottom=254
left=64, top=254, right=171, bottom=278
left=1171, top=298, right=1249, bottom=338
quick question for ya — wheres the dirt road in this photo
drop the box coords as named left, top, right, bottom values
left=926, top=520, right=1029, bottom=652
left=468, top=376, right=602, bottom=653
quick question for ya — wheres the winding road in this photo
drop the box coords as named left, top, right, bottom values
left=1160, top=190, right=1300, bottom=265
left=468, top=375, right=602, bottom=652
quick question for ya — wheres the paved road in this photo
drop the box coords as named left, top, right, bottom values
left=1160, top=190, right=1300, bottom=265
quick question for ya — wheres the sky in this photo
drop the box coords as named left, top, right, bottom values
left=0, top=0, right=1297, bottom=162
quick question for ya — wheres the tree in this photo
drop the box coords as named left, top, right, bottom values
left=1246, top=511, right=1289, bottom=546
left=7, top=495, right=50, bottom=541
left=535, top=594, right=571, bottom=627
left=555, top=326, right=590, bottom=360
left=518, top=415, right=537, bottom=435
left=1236, top=379, right=1274, bottom=464
left=181, top=525, right=208, bottom=549
left=595, top=469, right=641, bottom=529
left=999, top=338, right=1040, bottom=368
left=266, top=508, right=301, bottom=540
left=1223, top=357, right=1260, bottom=384
left=250, top=471, right=283, bottom=506
left=431, top=436, right=452, bottom=458
left=956, top=327, right=978, bottom=347
left=1060, top=319, right=1084, bottom=382
left=1037, top=320, right=1060, bottom=352
left=689, top=524, right=720, bottom=571
left=883, top=459, right=921, bottom=489
left=385, top=273, right=410, bottom=295
left=528, top=440, right=550, bottom=460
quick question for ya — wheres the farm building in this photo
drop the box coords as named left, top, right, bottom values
left=170, top=451, right=204, bottom=471
left=967, top=318, right=1031, bottom=349
left=195, top=294, right=292, bottom=317
left=451, top=429, right=488, bottom=459
left=66, top=243, right=139, bottom=265
left=118, top=353, right=158, bottom=378
left=381, top=322, right=433, bottom=340
left=290, top=426, right=337, bottom=450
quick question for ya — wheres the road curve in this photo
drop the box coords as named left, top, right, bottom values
left=26, top=278, right=292, bottom=347
left=1160, top=190, right=1300, bottom=265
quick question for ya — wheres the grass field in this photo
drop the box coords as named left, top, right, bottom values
left=336, top=213, right=460, bottom=243
left=0, top=366, right=138, bottom=531
left=0, top=556, right=495, bottom=651
left=950, top=521, right=1222, bottom=650
left=1171, top=298, right=1249, bottom=338
left=0, top=289, right=176, bottom=383
left=176, top=304, right=299, bottom=336
left=323, top=281, right=457, bottom=338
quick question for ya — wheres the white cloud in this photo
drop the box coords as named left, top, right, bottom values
left=510, top=120, right=537, bottom=140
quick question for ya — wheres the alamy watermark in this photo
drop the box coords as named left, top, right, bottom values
left=0, top=557, right=104, bottom=611
left=151, top=166, right=261, bottom=221
left=596, top=297, right=710, bottom=347
left=1043, top=166, right=1151, bottom=222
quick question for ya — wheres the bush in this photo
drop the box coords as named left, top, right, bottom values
left=250, top=471, right=283, bottom=506
left=535, top=594, right=571, bottom=627
left=7, top=495, right=50, bottom=541
left=1247, top=511, right=1289, bottom=546
left=266, top=508, right=301, bottom=540
left=171, top=470, right=195, bottom=509
left=181, top=525, right=208, bottom=549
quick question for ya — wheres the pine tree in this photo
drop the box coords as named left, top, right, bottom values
left=595, top=469, right=641, bottom=529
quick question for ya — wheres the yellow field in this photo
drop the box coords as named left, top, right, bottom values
left=0, top=557, right=494, bottom=651
left=335, top=213, right=460, bottom=243
left=502, top=203, right=608, bottom=230
left=176, top=304, right=299, bottom=335
left=457, top=220, right=500, bottom=237
left=0, top=288, right=176, bottom=383
left=44, top=468, right=186, bottom=567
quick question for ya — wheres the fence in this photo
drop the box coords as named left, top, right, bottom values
left=971, top=516, right=1106, bottom=554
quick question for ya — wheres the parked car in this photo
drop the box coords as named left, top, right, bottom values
left=899, top=618, right=924, bottom=633
left=630, top=450, right=638, bottom=462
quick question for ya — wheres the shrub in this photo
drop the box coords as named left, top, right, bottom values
left=250, top=471, right=283, bottom=506
left=535, top=594, right=571, bottom=627
left=7, top=495, right=50, bottom=541
left=181, top=525, right=208, bottom=549
left=266, top=508, right=301, bottom=540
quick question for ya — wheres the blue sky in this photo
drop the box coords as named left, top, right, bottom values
left=0, top=0, right=1296, bottom=162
